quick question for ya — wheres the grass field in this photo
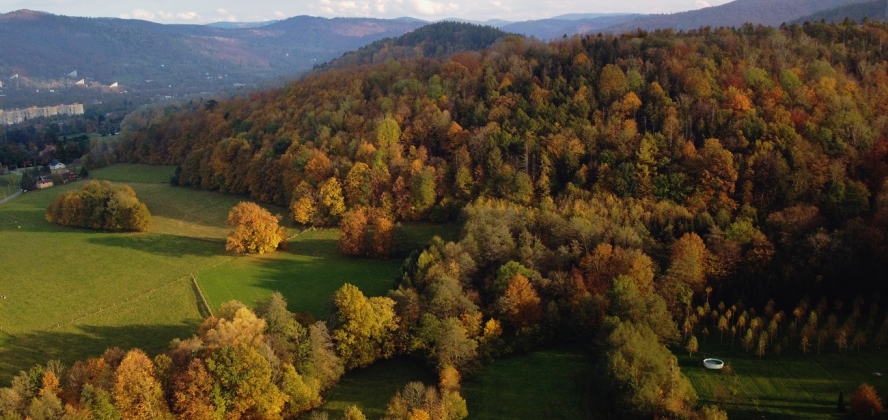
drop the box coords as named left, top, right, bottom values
left=462, top=350, right=595, bottom=420
left=0, top=164, right=451, bottom=382
left=89, top=163, right=175, bottom=184
left=0, top=165, right=223, bottom=380
left=679, top=340, right=888, bottom=419
left=306, top=350, right=595, bottom=420
left=197, top=229, right=404, bottom=318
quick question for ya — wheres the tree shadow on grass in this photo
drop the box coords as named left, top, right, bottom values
left=724, top=399, right=839, bottom=420
left=308, top=357, right=436, bottom=419
left=0, top=322, right=201, bottom=384
left=85, top=234, right=224, bottom=258
left=246, top=246, right=401, bottom=319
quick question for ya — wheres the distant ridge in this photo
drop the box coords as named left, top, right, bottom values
left=603, top=0, right=874, bottom=32
left=206, top=20, right=279, bottom=28
left=502, top=14, right=642, bottom=39
left=551, top=13, right=634, bottom=20
left=793, top=0, right=888, bottom=23
left=0, top=10, right=425, bottom=90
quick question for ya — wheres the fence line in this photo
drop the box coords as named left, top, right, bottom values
left=191, top=274, right=214, bottom=318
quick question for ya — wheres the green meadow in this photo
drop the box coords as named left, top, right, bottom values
left=679, top=340, right=888, bottom=419
left=307, top=350, right=595, bottom=420
left=0, top=164, right=447, bottom=382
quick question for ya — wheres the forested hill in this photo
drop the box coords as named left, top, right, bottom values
left=794, top=0, right=887, bottom=23
left=604, top=0, right=873, bottom=32
left=317, top=22, right=511, bottom=70
left=117, top=21, right=888, bottom=307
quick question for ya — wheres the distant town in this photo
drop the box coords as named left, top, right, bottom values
left=0, top=103, right=84, bottom=125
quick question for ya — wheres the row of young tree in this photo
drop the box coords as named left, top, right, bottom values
left=684, top=294, right=888, bottom=360
left=45, top=181, right=151, bottom=232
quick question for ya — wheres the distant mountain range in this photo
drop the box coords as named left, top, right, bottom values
left=1, top=0, right=885, bottom=109
left=206, top=21, right=280, bottom=29
left=0, top=10, right=425, bottom=92
left=793, top=0, right=887, bottom=23
left=602, top=0, right=876, bottom=32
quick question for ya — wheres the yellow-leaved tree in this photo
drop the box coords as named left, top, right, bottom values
left=226, top=202, right=286, bottom=255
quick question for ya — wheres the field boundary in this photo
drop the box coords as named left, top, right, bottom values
left=191, top=274, right=214, bottom=318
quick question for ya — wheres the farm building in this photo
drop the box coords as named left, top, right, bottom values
left=35, top=176, right=53, bottom=189
left=48, top=159, right=65, bottom=170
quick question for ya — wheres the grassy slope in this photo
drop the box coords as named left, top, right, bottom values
left=679, top=340, right=888, bottom=419
left=0, top=164, right=453, bottom=382
left=197, top=221, right=459, bottom=319
left=0, top=165, right=221, bottom=380
left=197, top=229, right=404, bottom=318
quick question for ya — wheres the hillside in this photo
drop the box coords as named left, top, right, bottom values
left=794, top=0, right=887, bottom=23
left=318, top=22, right=511, bottom=70
left=604, top=0, right=873, bottom=32
left=115, top=19, right=888, bottom=305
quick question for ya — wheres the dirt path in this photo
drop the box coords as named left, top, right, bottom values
left=0, top=190, right=22, bottom=205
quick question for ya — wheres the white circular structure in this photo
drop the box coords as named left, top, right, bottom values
left=703, top=358, right=724, bottom=370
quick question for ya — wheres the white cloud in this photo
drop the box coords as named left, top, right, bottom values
left=128, top=9, right=155, bottom=20
left=217, top=8, right=228, bottom=14
left=410, top=0, right=458, bottom=15
left=274, top=10, right=286, bottom=18
left=176, top=12, right=199, bottom=21
left=694, top=0, right=711, bottom=8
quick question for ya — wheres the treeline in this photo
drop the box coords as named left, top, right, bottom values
left=117, top=20, right=888, bottom=304
left=45, top=181, right=151, bottom=232
left=0, top=111, right=124, bottom=169
left=0, top=292, right=470, bottom=420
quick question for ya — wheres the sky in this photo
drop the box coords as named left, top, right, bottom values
left=0, top=0, right=733, bottom=24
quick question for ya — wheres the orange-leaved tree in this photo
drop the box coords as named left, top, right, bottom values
left=849, top=383, right=883, bottom=420
left=226, top=202, right=286, bottom=255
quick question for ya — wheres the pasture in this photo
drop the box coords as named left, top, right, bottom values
left=462, top=350, right=595, bottom=420
left=308, top=350, right=595, bottom=420
left=0, top=164, right=450, bottom=382
left=679, top=341, right=888, bottom=419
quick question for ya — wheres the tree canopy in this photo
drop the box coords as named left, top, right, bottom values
left=225, top=202, right=286, bottom=255
left=45, top=180, right=151, bottom=232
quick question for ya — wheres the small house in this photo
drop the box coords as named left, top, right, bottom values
left=48, top=159, right=65, bottom=170
left=58, top=169, right=77, bottom=183
left=35, top=176, right=53, bottom=189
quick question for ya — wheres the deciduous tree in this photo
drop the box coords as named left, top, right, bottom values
left=225, top=202, right=285, bottom=255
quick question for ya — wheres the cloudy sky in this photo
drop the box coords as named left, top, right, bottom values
left=0, top=0, right=733, bottom=24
